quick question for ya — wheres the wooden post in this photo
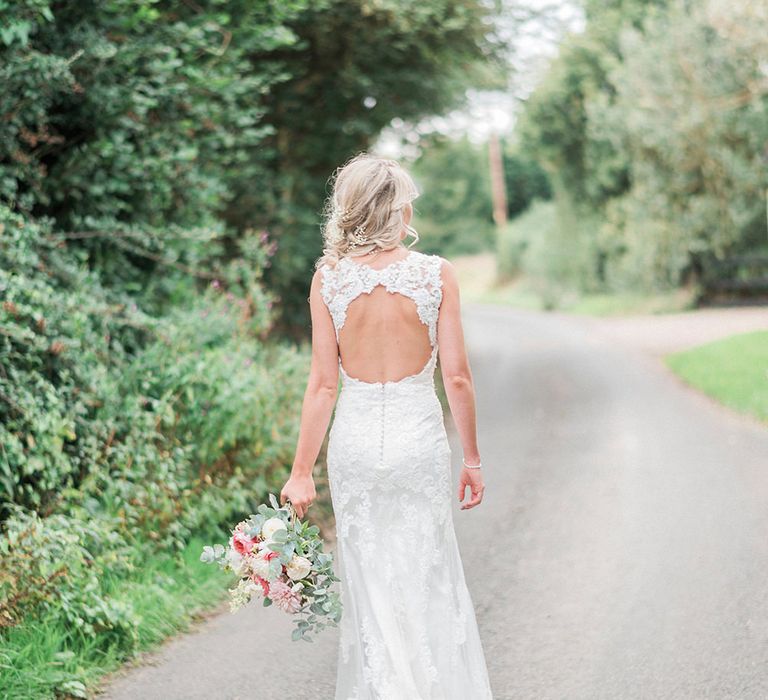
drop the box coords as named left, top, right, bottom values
left=489, top=131, right=508, bottom=228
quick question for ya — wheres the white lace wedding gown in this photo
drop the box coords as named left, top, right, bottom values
left=320, top=250, right=493, bottom=699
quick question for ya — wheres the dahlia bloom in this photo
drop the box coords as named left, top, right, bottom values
left=269, top=579, right=302, bottom=614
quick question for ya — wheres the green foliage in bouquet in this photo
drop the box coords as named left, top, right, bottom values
left=201, top=494, right=342, bottom=642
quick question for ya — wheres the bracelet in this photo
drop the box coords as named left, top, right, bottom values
left=462, top=459, right=482, bottom=469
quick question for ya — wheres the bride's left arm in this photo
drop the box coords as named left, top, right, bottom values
left=280, top=269, right=339, bottom=517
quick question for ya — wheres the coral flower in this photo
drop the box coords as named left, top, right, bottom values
left=252, top=574, right=270, bottom=596
left=232, top=531, right=256, bottom=556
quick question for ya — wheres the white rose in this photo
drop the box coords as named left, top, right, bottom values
left=261, top=517, right=287, bottom=541
left=286, top=555, right=312, bottom=581
left=250, top=554, right=272, bottom=580
left=225, top=548, right=244, bottom=573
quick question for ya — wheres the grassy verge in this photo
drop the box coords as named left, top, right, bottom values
left=665, top=330, right=768, bottom=422
left=554, top=289, right=697, bottom=316
left=2, top=479, right=339, bottom=700
left=453, top=252, right=696, bottom=315
left=0, top=531, right=232, bottom=699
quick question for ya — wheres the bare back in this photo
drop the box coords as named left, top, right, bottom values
left=319, top=250, right=444, bottom=385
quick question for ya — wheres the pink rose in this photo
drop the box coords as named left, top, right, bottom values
left=231, top=531, right=256, bottom=556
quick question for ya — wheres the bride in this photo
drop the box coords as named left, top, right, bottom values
left=280, top=153, right=493, bottom=699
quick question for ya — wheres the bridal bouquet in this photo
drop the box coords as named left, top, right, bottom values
left=200, top=493, right=342, bottom=642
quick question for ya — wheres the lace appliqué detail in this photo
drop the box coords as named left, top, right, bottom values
left=319, top=251, right=443, bottom=346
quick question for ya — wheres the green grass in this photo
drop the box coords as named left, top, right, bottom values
left=559, top=289, right=696, bottom=316
left=454, top=250, right=697, bottom=317
left=467, top=273, right=695, bottom=316
left=470, top=279, right=543, bottom=310
left=0, top=532, right=233, bottom=700
left=665, top=330, right=768, bottom=422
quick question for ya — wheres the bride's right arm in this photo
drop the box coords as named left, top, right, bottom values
left=281, top=269, right=339, bottom=517
left=436, top=258, right=485, bottom=510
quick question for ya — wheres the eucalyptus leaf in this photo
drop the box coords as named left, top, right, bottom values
left=271, top=529, right=288, bottom=544
left=200, top=546, right=217, bottom=563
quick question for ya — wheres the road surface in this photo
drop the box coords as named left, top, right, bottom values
left=100, top=304, right=768, bottom=699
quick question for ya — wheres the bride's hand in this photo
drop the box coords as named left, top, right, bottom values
left=458, top=467, right=485, bottom=510
left=280, top=473, right=316, bottom=519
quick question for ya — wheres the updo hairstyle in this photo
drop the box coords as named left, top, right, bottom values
left=316, top=153, right=420, bottom=269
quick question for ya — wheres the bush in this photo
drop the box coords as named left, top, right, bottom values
left=409, top=135, right=496, bottom=257
left=515, top=0, right=768, bottom=299
left=0, top=507, right=139, bottom=645
left=496, top=199, right=555, bottom=281
left=0, top=206, right=308, bottom=632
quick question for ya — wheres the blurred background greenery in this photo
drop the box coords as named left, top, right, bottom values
left=1, top=0, right=766, bottom=696
left=496, top=0, right=768, bottom=311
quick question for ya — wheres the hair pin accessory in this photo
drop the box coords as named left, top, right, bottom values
left=348, top=225, right=367, bottom=247
left=340, top=207, right=355, bottom=226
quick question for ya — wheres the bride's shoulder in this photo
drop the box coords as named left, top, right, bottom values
left=432, top=256, right=458, bottom=290
left=311, top=261, right=336, bottom=294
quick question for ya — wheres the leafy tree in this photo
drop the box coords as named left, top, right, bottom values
left=408, top=135, right=495, bottom=256
left=0, top=0, right=313, bottom=310
left=1, top=0, right=506, bottom=334
left=511, top=0, right=768, bottom=297
left=515, top=0, right=671, bottom=213
left=502, top=147, right=551, bottom=219
left=597, top=0, right=768, bottom=289
left=0, top=2, right=511, bottom=679
left=228, top=0, right=506, bottom=333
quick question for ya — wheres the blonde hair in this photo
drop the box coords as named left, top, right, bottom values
left=315, top=153, right=420, bottom=269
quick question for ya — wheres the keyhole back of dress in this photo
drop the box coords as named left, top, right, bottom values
left=338, top=284, right=433, bottom=384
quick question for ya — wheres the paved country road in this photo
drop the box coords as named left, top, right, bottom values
left=99, top=305, right=768, bottom=700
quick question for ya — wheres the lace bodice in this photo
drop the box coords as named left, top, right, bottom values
left=319, top=250, right=444, bottom=347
